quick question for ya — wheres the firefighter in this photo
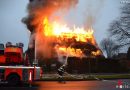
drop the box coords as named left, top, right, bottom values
left=58, top=67, right=64, bottom=77
left=57, top=65, right=66, bottom=83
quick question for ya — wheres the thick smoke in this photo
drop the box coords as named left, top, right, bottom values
left=22, top=0, right=78, bottom=59
left=23, top=0, right=78, bottom=32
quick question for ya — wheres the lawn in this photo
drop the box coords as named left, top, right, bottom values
left=41, top=73, right=130, bottom=81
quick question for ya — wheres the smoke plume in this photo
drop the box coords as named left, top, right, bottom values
left=22, top=0, right=78, bottom=59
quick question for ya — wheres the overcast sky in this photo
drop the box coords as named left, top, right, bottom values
left=0, top=0, right=121, bottom=51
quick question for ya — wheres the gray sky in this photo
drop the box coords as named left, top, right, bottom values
left=0, top=0, right=29, bottom=51
left=0, top=0, right=121, bottom=51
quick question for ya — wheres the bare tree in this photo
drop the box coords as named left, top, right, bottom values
left=100, top=38, right=119, bottom=58
left=108, top=3, right=130, bottom=46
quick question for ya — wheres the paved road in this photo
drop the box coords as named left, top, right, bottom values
left=0, top=79, right=130, bottom=90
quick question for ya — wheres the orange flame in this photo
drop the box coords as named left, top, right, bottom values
left=42, top=17, right=101, bottom=57
left=43, top=17, right=95, bottom=42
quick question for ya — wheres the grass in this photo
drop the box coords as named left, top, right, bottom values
left=96, top=74, right=130, bottom=79
left=40, top=73, right=130, bottom=81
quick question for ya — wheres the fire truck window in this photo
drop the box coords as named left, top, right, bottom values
left=0, top=44, right=4, bottom=55
left=0, top=50, right=4, bottom=55
left=0, top=44, right=4, bottom=49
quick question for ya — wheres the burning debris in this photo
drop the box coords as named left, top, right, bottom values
left=22, top=0, right=103, bottom=65
left=42, top=17, right=102, bottom=58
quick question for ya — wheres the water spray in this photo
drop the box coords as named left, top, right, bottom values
left=33, top=34, right=38, bottom=66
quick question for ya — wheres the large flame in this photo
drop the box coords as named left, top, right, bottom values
left=41, top=17, right=101, bottom=58
left=43, top=17, right=95, bottom=43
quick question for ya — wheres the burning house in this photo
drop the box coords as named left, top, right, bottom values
left=22, top=0, right=104, bottom=71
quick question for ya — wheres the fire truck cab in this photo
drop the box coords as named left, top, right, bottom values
left=0, top=42, right=42, bottom=85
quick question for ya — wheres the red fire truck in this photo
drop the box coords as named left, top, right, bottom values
left=0, top=42, right=42, bottom=85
